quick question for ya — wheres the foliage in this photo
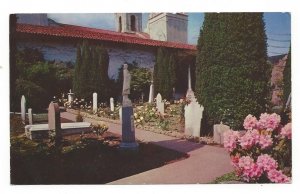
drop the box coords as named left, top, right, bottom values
left=212, top=172, right=239, bottom=184
left=12, top=48, right=74, bottom=112
left=117, top=61, right=152, bottom=102
left=75, top=111, right=83, bottom=122
left=283, top=47, right=291, bottom=106
left=153, top=47, right=177, bottom=100
left=223, top=113, right=291, bottom=183
left=91, top=124, right=109, bottom=136
left=195, top=13, right=271, bottom=131
left=73, top=41, right=110, bottom=101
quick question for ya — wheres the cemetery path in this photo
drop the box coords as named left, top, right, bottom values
left=60, top=112, right=234, bottom=184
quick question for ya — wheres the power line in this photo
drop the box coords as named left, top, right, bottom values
left=268, top=45, right=290, bottom=48
left=268, top=51, right=288, bottom=55
left=267, top=38, right=290, bottom=42
left=267, top=33, right=291, bottom=36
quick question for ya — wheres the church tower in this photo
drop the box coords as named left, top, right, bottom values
left=115, top=13, right=142, bottom=33
left=147, top=13, right=188, bottom=43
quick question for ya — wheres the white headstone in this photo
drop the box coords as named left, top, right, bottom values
left=148, top=84, right=154, bottom=103
left=21, top=95, right=26, bottom=123
left=68, top=90, right=74, bottom=103
left=184, top=98, right=204, bottom=137
left=110, top=97, right=115, bottom=112
left=28, top=108, right=33, bottom=125
left=213, top=123, right=230, bottom=144
left=186, top=65, right=195, bottom=101
left=119, top=107, right=122, bottom=122
left=93, top=92, right=97, bottom=113
left=156, top=93, right=164, bottom=113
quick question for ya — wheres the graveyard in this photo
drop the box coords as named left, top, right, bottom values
left=9, top=13, right=292, bottom=184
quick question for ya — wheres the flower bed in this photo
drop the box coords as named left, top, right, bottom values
left=224, top=113, right=291, bottom=183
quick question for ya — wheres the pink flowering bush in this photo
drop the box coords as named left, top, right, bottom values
left=223, top=113, right=292, bottom=183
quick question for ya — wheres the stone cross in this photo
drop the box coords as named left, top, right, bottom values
left=93, top=92, right=97, bottom=113
left=148, top=82, right=154, bottom=103
left=122, top=64, right=132, bottom=107
left=68, top=89, right=74, bottom=103
left=110, top=97, right=115, bottom=112
left=213, top=123, right=230, bottom=144
left=120, top=64, right=138, bottom=150
left=48, top=102, right=62, bottom=146
left=21, top=95, right=26, bottom=123
left=184, top=98, right=204, bottom=137
left=186, top=65, right=195, bottom=101
left=28, top=108, right=33, bottom=125
left=156, top=93, right=164, bottom=114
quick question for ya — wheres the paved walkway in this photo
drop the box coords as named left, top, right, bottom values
left=61, top=111, right=233, bottom=184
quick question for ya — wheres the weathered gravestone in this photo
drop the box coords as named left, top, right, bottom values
left=120, top=64, right=138, bottom=150
left=28, top=108, right=33, bottom=125
left=21, top=95, right=26, bottom=123
left=186, top=65, right=195, bottom=101
left=213, top=123, right=230, bottom=144
left=48, top=102, right=62, bottom=146
left=68, top=89, right=74, bottom=103
left=93, top=92, right=97, bottom=113
left=148, top=82, right=154, bottom=103
left=110, top=97, right=115, bottom=112
left=156, top=93, right=164, bottom=114
left=184, top=98, right=204, bottom=137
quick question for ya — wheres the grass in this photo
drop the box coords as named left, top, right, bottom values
left=10, top=115, right=189, bottom=184
left=211, top=172, right=241, bottom=184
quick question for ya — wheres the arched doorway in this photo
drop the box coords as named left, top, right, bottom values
left=130, top=15, right=136, bottom=31
left=118, top=16, right=122, bottom=32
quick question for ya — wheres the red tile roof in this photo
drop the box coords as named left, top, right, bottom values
left=16, top=23, right=196, bottom=50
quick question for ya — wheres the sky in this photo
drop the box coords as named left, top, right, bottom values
left=48, top=13, right=290, bottom=57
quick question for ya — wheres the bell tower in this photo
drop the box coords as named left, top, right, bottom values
left=115, top=13, right=142, bottom=33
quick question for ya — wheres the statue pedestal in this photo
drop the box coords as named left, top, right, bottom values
left=120, top=106, right=139, bottom=150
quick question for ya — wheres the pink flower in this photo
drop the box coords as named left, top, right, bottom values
left=259, top=134, right=273, bottom=149
left=239, top=129, right=260, bottom=149
left=280, top=123, right=292, bottom=139
left=231, top=155, right=240, bottom=168
left=257, top=154, right=278, bottom=172
left=258, top=113, right=281, bottom=130
left=243, top=114, right=258, bottom=130
left=223, top=130, right=240, bottom=152
left=238, top=156, right=263, bottom=182
left=267, top=169, right=291, bottom=183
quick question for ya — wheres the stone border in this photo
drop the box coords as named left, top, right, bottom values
left=66, top=108, right=121, bottom=125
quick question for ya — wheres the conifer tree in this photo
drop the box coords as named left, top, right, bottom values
left=195, top=13, right=270, bottom=130
left=73, top=43, right=82, bottom=96
left=153, top=47, right=177, bottom=100
left=283, top=47, right=291, bottom=104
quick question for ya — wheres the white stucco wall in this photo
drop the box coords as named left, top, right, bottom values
left=17, top=39, right=155, bottom=79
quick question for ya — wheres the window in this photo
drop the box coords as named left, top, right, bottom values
left=130, top=15, right=136, bottom=31
left=118, top=16, right=122, bottom=32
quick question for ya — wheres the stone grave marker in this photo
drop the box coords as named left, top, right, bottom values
left=120, top=64, right=138, bottom=150
left=148, top=83, right=154, bottom=103
left=213, top=123, right=230, bottom=144
left=156, top=93, right=164, bottom=114
left=184, top=98, right=204, bottom=137
left=68, top=89, right=74, bottom=103
left=21, top=95, right=26, bottom=123
left=28, top=108, right=33, bottom=125
left=110, top=97, right=115, bottom=112
left=93, top=92, right=97, bottom=113
left=48, top=102, right=62, bottom=146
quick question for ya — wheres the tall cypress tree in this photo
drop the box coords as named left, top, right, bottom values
left=283, top=47, right=291, bottom=105
left=98, top=45, right=110, bottom=101
left=195, top=13, right=270, bottom=130
left=153, top=47, right=176, bottom=100
left=73, top=43, right=82, bottom=96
